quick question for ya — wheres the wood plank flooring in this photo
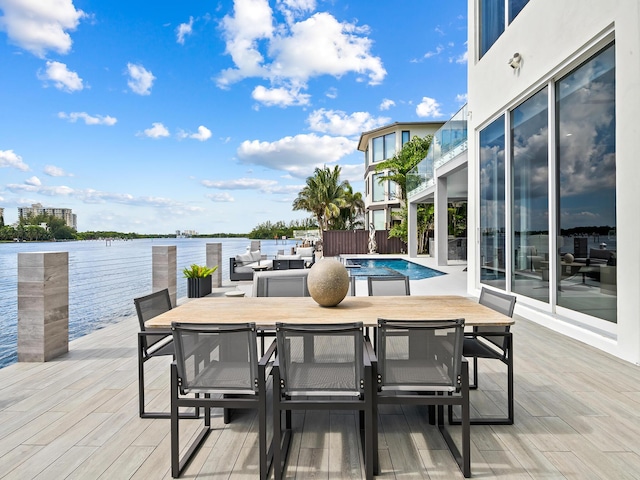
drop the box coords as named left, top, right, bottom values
left=1, top=311, right=640, bottom=479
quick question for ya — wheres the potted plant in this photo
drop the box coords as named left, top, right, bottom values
left=183, top=264, right=218, bottom=298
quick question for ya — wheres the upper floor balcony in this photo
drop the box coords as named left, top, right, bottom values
left=407, top=104, right=468, bottom=198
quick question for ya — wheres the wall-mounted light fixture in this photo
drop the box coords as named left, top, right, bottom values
left=508, top=52, right=522, bottom=69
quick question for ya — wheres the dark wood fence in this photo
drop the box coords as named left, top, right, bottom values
left=322, top=230, right=406, bottom=257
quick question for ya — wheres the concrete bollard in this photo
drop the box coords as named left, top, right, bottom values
left=206, top=243, right=223, bottom=288
left=17, top=251, right=69, bottom=362
left=152, top=245, right=177, bottom=307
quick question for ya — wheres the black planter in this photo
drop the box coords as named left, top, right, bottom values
left=187, top=276, right=212, bottom=298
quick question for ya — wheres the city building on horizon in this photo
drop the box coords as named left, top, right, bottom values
left=18, top=203, right=77, bottom=230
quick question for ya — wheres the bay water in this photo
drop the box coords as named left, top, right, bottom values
left=0, top=237, right=296, bottom=368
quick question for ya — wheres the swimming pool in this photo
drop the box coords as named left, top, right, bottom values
left=345, top=258, right=445, bottom=280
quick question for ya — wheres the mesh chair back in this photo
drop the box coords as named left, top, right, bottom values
left=275, top=322, right=364, bottom=397
left=134, top=289, right=172, bottom=350
left=477, top=288, right=516, bottom=350
left=377, top=318, right=465, bottom=392
left=264, top=276, right=308, bottom=297
left=171, top=322, right=259, bottom=395
left=367, top=275, right=410, bottom=296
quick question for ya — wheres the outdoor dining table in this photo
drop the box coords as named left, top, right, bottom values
left=145, top=295, right=515, bottom=329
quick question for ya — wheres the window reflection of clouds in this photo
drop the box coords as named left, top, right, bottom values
left=513, top=87, right=548, bottom=234
left=558, top=46, right=616, bottom=197
left=558, top=44, right=616, bottom=229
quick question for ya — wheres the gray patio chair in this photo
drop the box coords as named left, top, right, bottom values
left=273, top=322, right=375, bottom=480
left=451, top=287, right=515, bottom=425
left=367, top=275, right=410, bottom=345
left=134, top=289, right=198, bottom=419
left=367, top=275, right=410, bottom=296
left=170, top=322, right=275, bottom=479
left=376, top=318, right=470, bottom=478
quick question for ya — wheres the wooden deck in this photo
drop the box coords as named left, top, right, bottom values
left=1, top=312, right=640, bottom=479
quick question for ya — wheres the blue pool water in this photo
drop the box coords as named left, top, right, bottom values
left=346, top=258, right=445, bottom=280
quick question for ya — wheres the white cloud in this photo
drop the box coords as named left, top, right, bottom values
left=339, top=163, right=365, bottom=183
left=416, top=97, right=444, bottom=118
left=0, top=149, right=29, bottom=171
left=455, top=93, right=468, bottom=104
left=58, top=111, right=117, bottom=125
left=39, top=61, right=83, bottom=92
left=7, top=181, right=198, bottom=211
left=237, top=133, right=356, bottom=178
left=379, top=99, right=395, bottom=111
left=307, top=109, right=390, bottom=136
left=126, top=63, right=155, bottom=95
left=179, top=125, right=212, bottom=141
left=44, top=165, right=73, bottom=177
left=206, top=192, right=235, bottom=202
left=25, top=176, right=41, bottom=186
left=0, top=0, right=85, bottom=57
left=140, top=122, right=170, bottom=139
left=325, top=87, right=338, bottom=99
left=454, top=51, right=468, bottom=64
left=268, top=13, right=386, bottom=85
left=217, top=0, right=274, bottom=88
left=423, top=45, right=444, bottom=59
left=201, top=178, right=278, bottom=191
left=217, top=3, right=386, bottom=104
left=176, top=16, right=194, bottom=44
left=252, top=84, right=310, bottom=107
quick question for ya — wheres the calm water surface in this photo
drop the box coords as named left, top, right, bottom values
left=0, top=237, right=295, bottom=368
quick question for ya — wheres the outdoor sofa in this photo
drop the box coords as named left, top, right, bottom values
left=229, top=250, right=272, bottom=281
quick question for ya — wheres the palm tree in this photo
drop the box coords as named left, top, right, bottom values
left=334, top=184, right=365, bottom=230
left=374, top=135, right=433, bottom=201
left=292, top=166, right=349, bottom=239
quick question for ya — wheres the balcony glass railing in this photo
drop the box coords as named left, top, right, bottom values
left=407, top=104, right=468, bottom=198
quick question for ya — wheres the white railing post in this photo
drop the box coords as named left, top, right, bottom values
left=152, top=245, right=177, bottom=307
left=17, top=251, right=69, bottom=362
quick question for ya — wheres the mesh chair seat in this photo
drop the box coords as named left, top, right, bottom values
left=286, top=363, right=360, bottom=396
left=186, top=361, right=258, bottom=395
left=381, top=359, right=457, bottom=392
left=463, top=336, right=504, bottom=359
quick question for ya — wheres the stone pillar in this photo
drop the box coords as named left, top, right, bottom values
left=152, top=246, right=177, bottom=307
left=206, top=243, right=223, bottom=288
left=18, top=252, right=69, bottom=362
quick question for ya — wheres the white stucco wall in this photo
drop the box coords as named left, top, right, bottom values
left=467, top=0, right=640, bottom=363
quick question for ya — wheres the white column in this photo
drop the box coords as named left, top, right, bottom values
left=407, top=201, right=418, bottom=257
left=435, top=177, right=449, bottom=266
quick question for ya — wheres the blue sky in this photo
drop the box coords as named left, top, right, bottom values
left=0, top=0, right=467, bottom=234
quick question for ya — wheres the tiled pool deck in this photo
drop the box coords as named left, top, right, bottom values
left=1, top=255, right=639, bottom=479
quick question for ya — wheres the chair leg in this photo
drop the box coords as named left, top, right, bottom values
left=171, top=364, right=211, bottom=478
left=470, top=356, right=478, bottom=389
left=461, top=361, right=471, bottom=477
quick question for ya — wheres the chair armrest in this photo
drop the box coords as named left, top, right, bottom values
left=363, top=337, right=377, bottom=367
left=259, top=339, right=277, bottom=367
left=258, top=339, right=277, bottom=380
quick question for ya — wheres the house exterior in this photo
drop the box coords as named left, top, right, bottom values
left=408, top=0, right=640, bottom=364
left=358, top=122, right=443, bottom=232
